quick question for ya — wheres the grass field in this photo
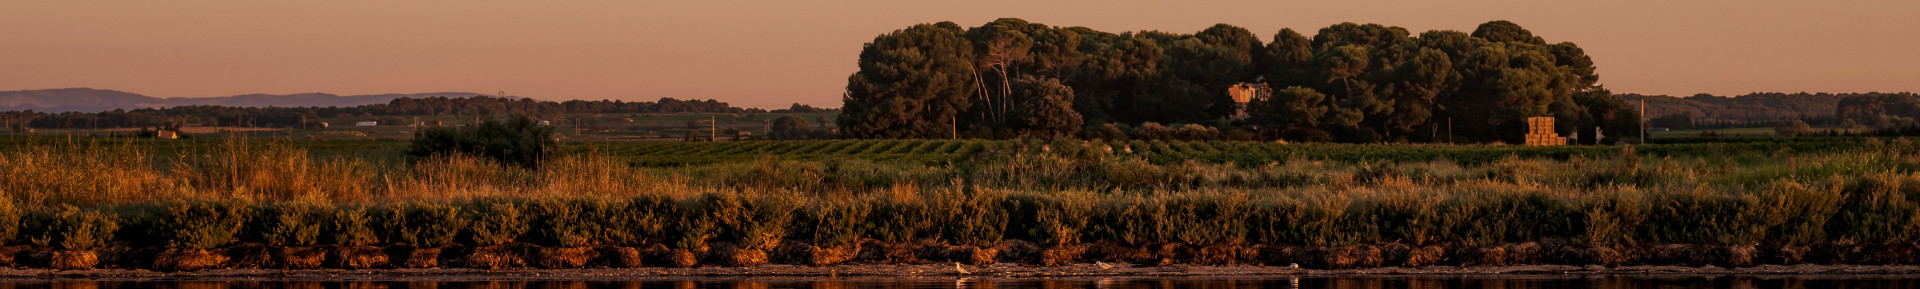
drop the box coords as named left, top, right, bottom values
left=1, top=135, right=1917, bottom=269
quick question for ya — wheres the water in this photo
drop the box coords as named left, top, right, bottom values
left=0, top=276, right=1916, bottom=289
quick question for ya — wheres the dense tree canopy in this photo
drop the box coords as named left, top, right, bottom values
left=839, top=22, right=977, bottom=139
left=1836, top=93, right=1920, bottom=127
left=842, top=19, right=1637, bottom=143
left=769, top=116, right=813, bottom=140
left=1012, top=75, right=1081, bottom=138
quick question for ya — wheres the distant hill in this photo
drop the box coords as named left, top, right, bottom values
left=0, top=88, right=485, bottom=112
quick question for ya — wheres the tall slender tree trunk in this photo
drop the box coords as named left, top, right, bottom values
left=1006, top=66, right=1021, bottom=125
left=969, top=64, right=992, bottom=126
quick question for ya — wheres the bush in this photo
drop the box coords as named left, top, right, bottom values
left=936, top=190, right=1007, bottom=247
left=529, top=199, right=605, bottom=247
left=252, top=202, right=327, bottom=246
left=799, top=199, right=869, bottom=247
left=613, top=196, right=674, bottom=246
left=467, top=200, right=529, bottom=246
left=1830, top=174, right=1920, bottom=243
left=1643, top=189, right=1767, bottom=245
left=328, top=208, right=379, bottom=246
left=670, top=198, right=718, bottom=251
left=0, top=198, right=18, bottom=245
left=408, top=116, right=555, bottom=168
left=23, top=206, right=119, bottom=250
left=1004, top=193, right=1092, bottom=247
left=864, top=196, right=932, bottom=243
left=396, top=203, right=468, bottom=247
left=152, top=201, right=250, bottom=249
left=705, top=193, right=799, bottom=250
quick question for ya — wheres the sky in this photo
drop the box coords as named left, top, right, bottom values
left=3, top=0, right=1917, bottom=109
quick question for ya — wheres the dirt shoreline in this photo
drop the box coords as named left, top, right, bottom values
left=3, top=264, right=1920, bottom=281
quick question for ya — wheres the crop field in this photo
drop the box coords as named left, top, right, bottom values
left=572, top=137, right=1883, bottom=167
left=312, top=112, right=839, bottom=141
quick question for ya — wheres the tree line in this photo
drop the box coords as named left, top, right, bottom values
left=1631, top=92, right=1918, bottom=130
left=1, top=96, right=814, bottom=131
left=839, top=19, right=1641, bottom=143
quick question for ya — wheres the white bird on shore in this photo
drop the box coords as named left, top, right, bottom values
left=1095, top=261, right=1114, bottom=270
left=954, top=262, right=971, bottom=274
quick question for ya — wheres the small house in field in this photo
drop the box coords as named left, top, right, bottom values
left=156, top=130, right=178, bottom=139
left=1227, top=82, right=1272, bottom=120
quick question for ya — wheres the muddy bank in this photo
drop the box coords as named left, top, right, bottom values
left=5, top=264, right=1920, bottom=280
left=1, top=239, right=1916, bottom=272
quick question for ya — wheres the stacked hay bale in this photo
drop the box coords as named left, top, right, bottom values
left=1524, top=117, right=1566, bottom=146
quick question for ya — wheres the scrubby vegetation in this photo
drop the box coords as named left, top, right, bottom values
left=0, top=137, right=1918, bottom=270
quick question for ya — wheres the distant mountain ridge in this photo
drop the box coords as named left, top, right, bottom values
left=0, top=88, right=487, bottom=112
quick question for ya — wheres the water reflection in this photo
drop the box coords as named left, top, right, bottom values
left=0, top=276, right=1915, bottom=289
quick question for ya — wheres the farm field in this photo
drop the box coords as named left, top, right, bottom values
left=6, top=112, right=840, bottom=142
left=1, top=135, right=1918, bottom=270
left=311, top=112, right=838, bottom=141
left=3, top=135, right=1881, bottom=167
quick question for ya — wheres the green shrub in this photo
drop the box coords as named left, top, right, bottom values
left=1249, top=195, right=1364, bottom=246
left=397, top=203, right=467, bottom=247
left=864, top=196, right=932, bottom=243
left=252, top=202, right=327, bottom=246
left=1350, top=194, right=1437, bottom=245
left=936, top=190, right=1007, bottom=247
left=1159, top=194, right=1252, bottom=246
left=800, top=199, right=868, bottom=247
left=0, top=198, right=18, bottom=245
left=1757, top=179, right=1844, bottom=244
left=528, top=199, right=609, bottom=247
left=1090, top=196, right=1153, bottom=245
left=467, top=200, right=528, bottom=246
left=328, top=208, right=379, bottom=246
left=1829, top=174, right=1920, bottom=243
left=1004, top=193, right=1091, bottom=246
left=703, top=192, right=798, bottom=250
left=670, top=197, right=717, bottom=250
left=152, top=201, right=250, bottom=249
left=1643, top=189, right=1769, bottom=245
left=1573, top=187, right=1648, bottom=246
left=574, top=199, right=634, bottom=245
left=408, top=116, right=555, bottom=168
left=614, top=195, right=674, bottom=246
left=23, top=205, right=119, bottom=250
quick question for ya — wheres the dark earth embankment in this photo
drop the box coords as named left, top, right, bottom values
left=1, top=239, right=1916, bottom=273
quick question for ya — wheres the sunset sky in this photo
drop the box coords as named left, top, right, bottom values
left=3, top=0, right=1916, bottom=109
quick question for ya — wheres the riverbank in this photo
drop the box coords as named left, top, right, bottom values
left=4, top=239, right=1919, bottom=272
left=4, top=263, right=1920, bottom=280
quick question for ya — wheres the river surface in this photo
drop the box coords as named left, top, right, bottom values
left=1, top=276, right=1916, bottom=289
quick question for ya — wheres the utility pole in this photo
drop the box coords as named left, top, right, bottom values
left=1640, top=99, right=1647, bottom=144
left=710, top=115, right=716, bottom=142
